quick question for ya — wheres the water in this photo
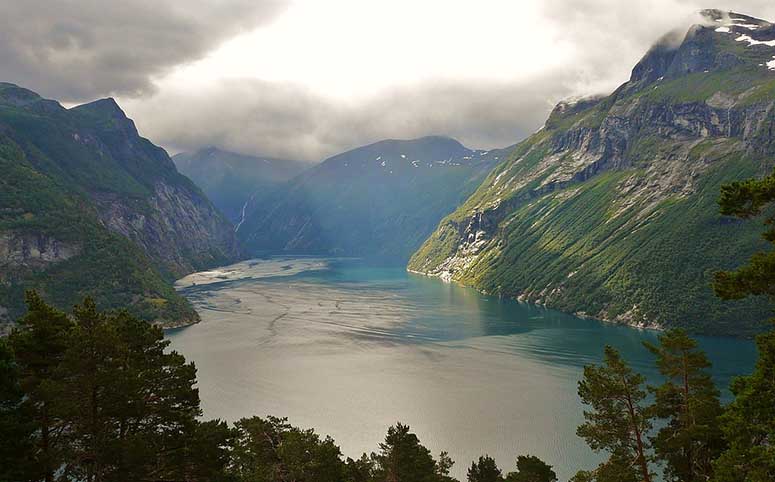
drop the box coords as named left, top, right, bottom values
left=168, top=257, right=757, bottom=481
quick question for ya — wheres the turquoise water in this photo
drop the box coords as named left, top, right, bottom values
left=168, top=257, right=757, bottom=481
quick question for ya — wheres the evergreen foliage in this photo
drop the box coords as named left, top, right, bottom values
left=644, top=329, right=725, bottom=482
left=576, top=346, right=653, bottom=482
left=1, top=281, right=773, bottom=481
left=710, top=170, right=775, bottom=481
left=504, top=456, right=557, bottom=482
left=711, top=332, right=775, bottom=482
left=467, top=455, right=502, bottom=482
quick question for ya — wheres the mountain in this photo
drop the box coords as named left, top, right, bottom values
left=238, top=136, right=511, bottom=261
left=0, top=83, right=239, bottom=331
left=172, top=147, right=309, bottom=226
left=409, top=10, right=775, bottom=336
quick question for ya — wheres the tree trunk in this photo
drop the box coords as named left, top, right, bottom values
left=42, top=402, right=53, bottom=482
left=622, top=375, right=651, bottom=482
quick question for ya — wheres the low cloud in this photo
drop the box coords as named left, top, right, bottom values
left=122, top=75, right=572, bottom=161
left=123, top=1, right=775, bottom=161
left=0, top=0, right=288, bottom=101
left=5, top=1, right=775, bottom=161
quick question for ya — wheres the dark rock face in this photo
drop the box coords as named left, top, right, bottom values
left=0, top=233, right=79, bottom=275
left=94, top=182, right=239, bottom=277
left=69, top=96, right=241, bottom=276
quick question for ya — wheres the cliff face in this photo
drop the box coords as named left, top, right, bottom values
left=0, top=83, right=239, bottom=328
left=409, top=11, right=775, bottom=336
left=93, top=181, right=238, bottom=278
left=67, top=98, right=240, bottom=277
left=172, top=147, right=310, bottom=225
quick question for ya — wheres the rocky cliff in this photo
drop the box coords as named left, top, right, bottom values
left=0, top=83, right=240, bottom=329
left=409, top=10, right=775, bottom=336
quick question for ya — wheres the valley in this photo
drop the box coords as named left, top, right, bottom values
left=4, top=5, right=775, bottom=481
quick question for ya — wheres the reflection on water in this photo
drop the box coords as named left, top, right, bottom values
left=169, top=257, right=756, bottom=481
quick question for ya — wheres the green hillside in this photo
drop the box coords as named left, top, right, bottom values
left=0, top=83, right=239, bottom=331
left=239, top=136, right=511, bottom=261
left=409, top=10, right=775, bottom=336
left=173, top=147, right=310, bottom=224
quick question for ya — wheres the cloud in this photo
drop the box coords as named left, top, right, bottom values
left=123, top=1, right=775, bottom=161
left=6, top=0, right=775, bottom=161
left=0, top=0, right=288, bottom=101
left=121, top=74, right=570, bottom=161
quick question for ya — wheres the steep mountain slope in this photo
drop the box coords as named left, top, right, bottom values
left=173, top=147, right=309, bottom=225
left=239, top=136, right=511, bottom=261
left=0, top=83, right=239, bottom=330
left=409, top=10, right=775, bottom=336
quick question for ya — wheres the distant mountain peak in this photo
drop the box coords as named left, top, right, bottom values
left=628, top=9, right=775, bottom=90
left=71, top=97, right=126, bottom=118
left=698, top=9, right=771, bottom=27
left=70, top=97, right=138, bottom=133
left=0, top=82, right=42, bottom=106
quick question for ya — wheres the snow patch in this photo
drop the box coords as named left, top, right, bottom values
left=735, top=34, right=775, bottom=47
left=768, top=57, right=775, bottom=70
left=715, top=26, right=730, bottom=33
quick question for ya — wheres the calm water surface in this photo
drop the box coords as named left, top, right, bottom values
left=168, top=257, right=756, bottom=481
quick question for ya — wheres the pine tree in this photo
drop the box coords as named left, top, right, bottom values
left=0, top=337, right=34, bottom=481
left=58, top=297, right=122, bottom=481
left=345, top=453, right=377, bottom=482
left=644, top=329, right=725, bottom=482
left=53, top=301, right=202, bottom=481
left=708, top=163, right=775, bottom=481
left=105, top=309, right=201, bottom=481
left=712, top=331, right=775, bottom=482
left=714, top=173, right=775, bottom=300
left=576, top=346, right=653, bottom=482
left=373, top=423, right=441, bottom=482
left=504, top=455, right=557, bottom=482
left=230, top=415, right=345, bottom=482
left=9, top=290, right=74, bottom=482
left=183, top=419, right=236, bottom=482
left=570, top=450, right=639, bottom=482
left=467, top=455, right=502, bottom=482
left=437, top=451, right=457, bottom=482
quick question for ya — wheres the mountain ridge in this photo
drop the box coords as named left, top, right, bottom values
left=173, top=146, right=310, bottom=225
left=238, top=135, right=513, bottom=261
left=408, top=10, right=775, bottom=336
left=0, top=83, right=239, bottom=331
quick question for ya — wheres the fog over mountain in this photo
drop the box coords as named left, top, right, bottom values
left=3, top=1, right=775, bottom=160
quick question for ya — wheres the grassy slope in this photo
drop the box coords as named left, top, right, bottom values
left=0, top=90, right=198, bottom=326
left=410, top=54, right=775, bottom=336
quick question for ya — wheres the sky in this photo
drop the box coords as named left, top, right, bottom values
left=3, top=0, right=775, bottom=161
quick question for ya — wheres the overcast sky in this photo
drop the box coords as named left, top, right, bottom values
left=3, top=0, right=775, bottom=161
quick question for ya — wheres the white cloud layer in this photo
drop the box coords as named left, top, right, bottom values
left=3, top=0, right=775, bottom=160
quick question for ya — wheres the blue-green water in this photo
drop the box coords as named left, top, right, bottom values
left=169, top=257, right=757, bottom=481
